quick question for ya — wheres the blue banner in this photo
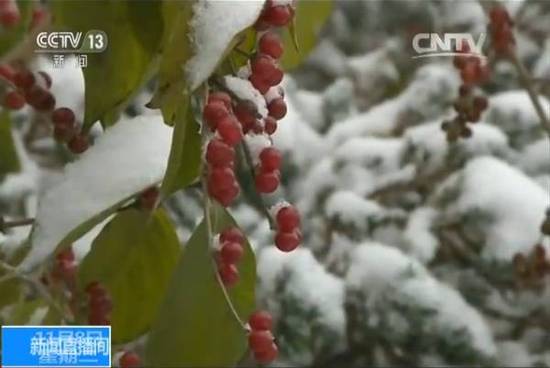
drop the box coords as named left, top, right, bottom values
left=1, top=326, right=111, bottom=367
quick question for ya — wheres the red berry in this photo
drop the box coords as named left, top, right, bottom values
left=249, top=311, right=273, bottom=331
left=208, top=167, right=236, bottom=191
left=219, top=262, right=239, bottom=287
left=259, top=32, right=284, bottom=59
left=259, top=147, right=282, bottom=172
left=234, top=102, right=257, bottom=132
left=203, top=101, right=229, bottom=131
left=265, top=66, right=283, bottom=87
left=26, top=85, right=55, bottom=111
left=217, top=116, right=242, bottom=146
left=489, top=6, right=511, bottom=26
left=85, top=281, right=106, bottom=296
left=0, top=9, right=20, bottom=28
left=0, top=64, right=15, bottom=81
left=89, top=294, right=113, bottom=314
left=52, top=107, right=75, bottom=125
left=264, top=116, right=277, bottom=135
left=212, top=183, right=240, bottom=207
left=268, top=98, right=287, bottom=120
left=68, top=134, right=89, bottom=154
left=31, top=7, right=48, bottom=29
left=249, top=74, right=270, bottom=94
left=37, top=71, right=52, bottom=89
left=248, top=330, right=274, bottom=353
left=220, top=241, right=244, bottom=264
left=3, top=90, right=25, bottom=110
left=53, top=121, right=75, bottom=142
left=275, top=230, right=301, bottom=252
left=13, top=70, right=35, bottom=90
left=255, top=170, right=280, bottom=193
left=263, top=5, right=292, bottom=27
left=56, top=247, right=75, bottom=262
left=139, top=186, right=159, bottom=210
left=53, top=259, right=76, bottom=281
left=87, top=311, right=110, bottom=325
left=120, top=352, right=141, bottom=368
left=276, top=205, right=300, bottom=232
left=251, top=55, right=277, bottom=78
left=208, top=92, right=232, bottom=109
left=220, top=227, right=244, bottom=245
left=254, top=343, right=278, bottom=364
left=206, top=138, right=235, bottom=167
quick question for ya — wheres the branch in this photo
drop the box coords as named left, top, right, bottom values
left=0, top=217, right=35, bottom=233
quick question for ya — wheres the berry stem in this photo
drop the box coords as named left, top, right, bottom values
left=199, top=107, right=247, bottom=331
left=240, top=141, right=276, bottom=229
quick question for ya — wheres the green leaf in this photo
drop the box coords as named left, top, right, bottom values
left=159, top=98, right=201, bottom=197
left=0, top=1, right=31, bottom=57
left=0, top=278, right=21, bottom=309
left=0, top=111, right=21, bottom=179
left=280, top=0, right=333, bottom=70
left=78, top=208, right=181, bottom=343
left=148, top=1, right=194, bottom=125
left=52, top=0, right=163, bottom=130
left=145, top=204, right=256, bottom=367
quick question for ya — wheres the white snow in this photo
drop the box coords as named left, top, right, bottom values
left=186, top=0, right=265, bottom=90
left=325, top=190, right=383, bottom=230
left=346, top=243, right=497, bottom=356
left=487, top=90, right=550, bottom=133
left=403, top=207, right=438, bottom=264
left=20, top=114, right=172, bottom=271
left=223, top=76, right=268, bottom=118
left=438, top=156, right=550, bottom=261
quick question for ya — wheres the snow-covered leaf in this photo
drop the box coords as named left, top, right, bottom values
left=21, top=115, right=172, bottom=271
left=186, top=0, right=265, bottom=91
left=146, top=204, right=256, bottom=367
left=78, top=208, right=180, bottom=343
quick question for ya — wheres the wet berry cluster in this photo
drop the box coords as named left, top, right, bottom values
left=489, top=6, right=515, bottom=56
left=216, top=227, right=245, bottom=287
left=248, top=310, right=278, bottom=364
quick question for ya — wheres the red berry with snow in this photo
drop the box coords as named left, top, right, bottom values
left=203, top=101, right=229, bottom=131
left=249, top=74, right=270, bottom=94
left=217, top=116, right=242, bottom=146
left=268, top=98, right=287, bottom=120
left=260, top=147, right=282, bottom=172
left=234, top=102, right=257, bottom=132
left=206, top=138, right=235, bottom=167
left=208, top=91, right=232, bottom=109
left=259, top=32, right=284, bottom=59
left=275, top=230, right=301, bottom=252
left=249, top=310, right=273, bottom=331
left=264, top=116, right=277, bottom=135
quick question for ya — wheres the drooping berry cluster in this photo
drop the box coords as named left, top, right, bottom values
left=0, top=0, right=20, bottom=29
left=452, top=44, right=490, bottom=87
left=255, top=147, right=282, bottom=193
left=513, top=244, right=549, bottom=289
left=216, top=227, right=245, bottom=287
left=248, top=310, right=278, bottom=364
left=119, top=351, right=141, bottom=368
left=273, top=203, right=301, bottom=252
left=85, top=281, right=113, bottom=325
left=0, top=64, right=90, bottom=154
left=488, top=6, right=515, bottom=56
left=203, top=92, right=242, bottom=206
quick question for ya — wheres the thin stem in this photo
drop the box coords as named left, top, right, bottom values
left=0, top=217, right=35, bottom=232
left=240, top=142, right=276, bottom=229
left=199, top=108, right=247, bottom=331
left=509, top=53, right=550, bottom=136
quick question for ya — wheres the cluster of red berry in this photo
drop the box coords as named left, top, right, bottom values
left=273, top=203, right=301, bottom=252
left=248, top=310, right=278, bottom=364
left=513, top=244, right=549, bottom=289
left=0, top=0, right=20, bottom=28
left=453, top=44, right=490, bottom=87
left=489, top=6, right=515, bottom=56
left=119, top=351, right=141, bottom=368
left=216, top=227, right=245, bottom=287
left=0, top=64, right=90, bottom=154
left=85, top=281, right=113, bottom=326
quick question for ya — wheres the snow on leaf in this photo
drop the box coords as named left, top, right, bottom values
left=186, top=0, right=265, bottom=91
left=21, top=114, right=172, bottom=271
